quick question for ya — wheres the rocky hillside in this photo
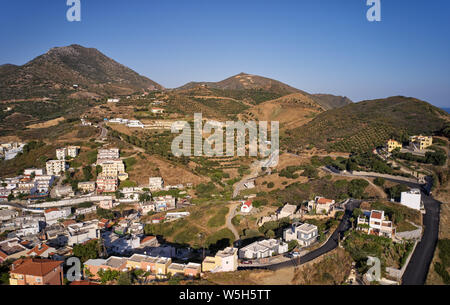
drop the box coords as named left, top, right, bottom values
left=0, top=44, right=163, bottom=100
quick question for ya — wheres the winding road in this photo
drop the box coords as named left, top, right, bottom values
left=239, top=199, right=361, bottom=271
left=320, top=168, right=441, bottom=285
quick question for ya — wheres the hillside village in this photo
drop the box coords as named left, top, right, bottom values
left=0, top=47, right=449, bottom=286
left=0, top=102, right=444, bottom=285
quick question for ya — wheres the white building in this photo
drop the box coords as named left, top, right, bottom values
left=46, top=160, right=67, bottom=176
left=14, top=220, right=40, bottom=237
left=400, top=189, right=422, bottom=211
left=149, top=177, right=164, bottom=191
left=107, top=98, right=120, bottom=103
left=67, top=221, right=100, bottom=246
left=283, top=222, right=318, bottom=246
left=75, top=206, right=97, bottom=216
left=357, top=210, right=396, bottom=238
left=153, top=195, right=176, bottom=211
left=308, top=197, right=335, bottom=214
left=34, top=175, right=55, bottom=194
left=56, top=148, right=67, bottom=160
left=127, top=120, right=144, bottom=128
left=2, top=143, right=25, bottom=160
left=243, top=180, right=255, bottom=189
left=0, top=209, right=19, bottom=221
left=97, top=148, right=120, bottom=160
left=240, top=200, right=253, bottom=213
left=140, top=202, right=156, bottom=214
left=24, top=168, right=45, bottom=177
left=44, top=207, right=71, bottom=225
left=54, top=185, right=74, bottom=198
left=238, top=239, right=288, bottom=260
left=67, top=146, right=80, bottom=158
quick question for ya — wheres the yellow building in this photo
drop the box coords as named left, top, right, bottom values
left=410, top=135, right=433, bottom=150
left=387, top=139, right=402, bottom=152
left=167, top=263, right=186, bottom=276
left=155, top=257, right=171, bottom=276
left=202, top=256, right=219, bottom=272
left=202, top=247, right=238, bottom=273
left=97, top=160, right=128, bottom=180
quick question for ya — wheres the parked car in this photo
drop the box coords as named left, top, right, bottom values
left=241, top=260, right=253, bottom=265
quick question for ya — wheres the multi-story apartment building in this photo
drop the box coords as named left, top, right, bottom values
left=56, top=148, right=67, bottom=160
left=67, top=146, right=80, bottom=158
left=409, top=135, right=433, bottom=151
left=149, top=177, right=164, bottom=191
left=96, top=176, right=118, bottom=193
left=97, top=160, right=127, bottom=180
left=46, top=160, right=67, bottom=176
left=78, top=181, right=96, bottom=193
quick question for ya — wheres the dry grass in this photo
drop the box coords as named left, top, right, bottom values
left=27, top=117, right=65, bottom=129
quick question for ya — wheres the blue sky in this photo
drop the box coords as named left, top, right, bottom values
left=0, top=0, right=449, bottom=107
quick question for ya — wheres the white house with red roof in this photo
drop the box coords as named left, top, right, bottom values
left=308, top=196, right=335, bottom=214
left=357, top=210, right=396, bottom=239
left=240, top=200, right=253, bottom=213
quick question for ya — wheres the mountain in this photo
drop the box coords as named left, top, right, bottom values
left=176, top=73, right=352, bottom=109
left=283, top=96, right=450, bottom=153
left=311, top=94, right=353, bottom=110
left=0, top=44, right=163, bottom=100
left=178, top=72, right=300, bottom=93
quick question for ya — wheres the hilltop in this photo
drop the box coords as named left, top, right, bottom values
left=176, top=72, right=352, bottom=109
left=0, top=44, right=163, bottom=100
left=283, top=96, right=450, bottom=153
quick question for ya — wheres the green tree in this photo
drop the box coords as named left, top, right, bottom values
left=72, top=239, right=100, bottom=262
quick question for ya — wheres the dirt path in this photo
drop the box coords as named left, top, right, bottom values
left=225, top=202, right=241, bottom=240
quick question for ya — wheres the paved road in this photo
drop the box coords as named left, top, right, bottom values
left=239, top=199, right=361, bottom=271
left=401, top=187, right=441, bottom=285
left=318, top=170, right=441, bottom=284
left=98, top=122, right=108, bottom=139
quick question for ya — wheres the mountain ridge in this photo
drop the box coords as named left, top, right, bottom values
left=0, top=44, right=163, bottom=100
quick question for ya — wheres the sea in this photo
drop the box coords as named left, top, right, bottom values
left=441, top=108, right=450, bottom=114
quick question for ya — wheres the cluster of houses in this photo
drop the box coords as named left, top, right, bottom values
left=0, top=142, right=26, bottom=161
left=0, top=168, right=56, bottom=200
left=386, top=135, right=433, bottom=153
left=257, top=196, right=338, bottom=227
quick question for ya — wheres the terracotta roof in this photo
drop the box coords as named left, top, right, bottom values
left=141, top=236, right=156, bottom=245
left=63, top=220, right=77, bottom=227
left=10, top=258, right=63, bottom=277
left=243, top=200, right=252, bottom=207
left=44, top=208, right=59, bottom=214
left=0, top=250, right=7, bottom=259
left=317, top=197, right=333, bottom=205
left=27, top=244, right=51, bottom=256
left=371, top=211, right=383, bottom=220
